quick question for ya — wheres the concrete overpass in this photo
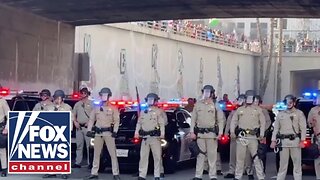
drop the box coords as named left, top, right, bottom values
left=0, top=0, right=320, bottom=25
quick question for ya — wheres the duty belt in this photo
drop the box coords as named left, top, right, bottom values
left=238, top=128, right=260, bottom=136
left=79, top=123, right=87, bottom=127
left=277, top=133, right=300, bottom=140
left=195, top=127, right=217, bottom=134
left=93, top=127, right=112, bottom=134
left=139, top=129, right=160, bottom=137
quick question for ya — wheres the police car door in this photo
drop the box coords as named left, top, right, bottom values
left=175, top=109, right=192, bottom=161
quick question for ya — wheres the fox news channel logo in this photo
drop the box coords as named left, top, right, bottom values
left=8, top=111, right=71, bottom=174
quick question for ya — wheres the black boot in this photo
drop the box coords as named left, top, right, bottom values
left=160, top=173, right=165, bottom=178
left=137, top=177, right=146, bottom=180
left=216, top=170, right=223, bottom=175
left=248, top=175, right=254, bottom=180
left=191, top=178, right=202, bottom=180
left=113, top=175, right=121, bottom=180
left=224, top=173, right=235, bottom=178
left=0, top=169, right=7, bottom=177
left=155, top=178, right=160, bottom=180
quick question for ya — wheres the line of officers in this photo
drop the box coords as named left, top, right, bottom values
left=1, top=85, right=320, bottom=180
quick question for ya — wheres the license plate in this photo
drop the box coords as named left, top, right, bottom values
left=116, top=149, right=129, bottom=157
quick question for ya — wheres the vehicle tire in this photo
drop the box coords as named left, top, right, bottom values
left=163, top=140, right=179, bottom=174
left=164, top=155, right=177, bottom=174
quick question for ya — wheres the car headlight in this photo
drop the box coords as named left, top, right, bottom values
left=90, top=138, right=94, bottom=146
left=161, top=139, right=167, bottom=147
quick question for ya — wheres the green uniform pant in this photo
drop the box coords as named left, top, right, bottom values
left=91, top=136, right=119, bottom=176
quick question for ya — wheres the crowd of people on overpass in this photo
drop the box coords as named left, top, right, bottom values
left=134, top=20, right=320, bottom=54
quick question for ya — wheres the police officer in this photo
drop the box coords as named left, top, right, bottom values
left=43, top=90, right=72, bottom=179
left=253, top=95, right=271, bottom=173
left=134, top=93, right=165, bottom=180
left=230, top=90, right=266, bottom=180
left=190, top=85, right=225, bottom=180
left=33, top=89, right=54, bottom=111
left=0, top=90, right=10, bottom=177
left=86, top=88, right=120, bottom=180
left=270, top=95, right=306, bottom=180
left=308, top=90, right=320, bottom=179
left=73, top=87, right=93, bottom=168
left=224, top=94, right=254, bottom=179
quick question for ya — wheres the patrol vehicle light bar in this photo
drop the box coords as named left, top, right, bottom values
left=0, top=87, right=9, bottom=96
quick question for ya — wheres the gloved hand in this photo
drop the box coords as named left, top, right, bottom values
left=86, top=131, right=95, bottom=138
left=299, top=141, right=305, bottom=148
left=111, top=132, right=117, bottom=138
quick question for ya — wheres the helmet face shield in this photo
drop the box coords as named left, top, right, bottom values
left=285, top=98, right=295, bottom=109
left=253, top=98, right=260, bottom=106
left=203, top=89, right=212, bottom=99
left=54, top=96, right=63, bottom=105
left=147, top=97, right=155, bottom=106
left=237, top=98, right=245, bottom=106
left=101, top=93, right=109, bottom=102
left=246, top=95, right=254, bottom=104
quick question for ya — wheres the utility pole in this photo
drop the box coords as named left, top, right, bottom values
left=276, top=18, right=283, bottom=101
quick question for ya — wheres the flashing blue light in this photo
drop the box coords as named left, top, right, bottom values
left=93, top=100, right=101, bottom=105
left=275, top=102, right=287, bottom=111
left=304, top=92, right=311, bottom=97
left=313, top=93, right=318, bottom=97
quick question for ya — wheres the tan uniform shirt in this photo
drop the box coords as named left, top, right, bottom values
left=224, top=110, right=236, bottom=134
left=0, top=98, right=10, bottom=129
left=190, top=99, right=225, bottom=136
left=307, top=106, right=320, bottom=135
left=73, top=99, right=93, bottom=124
left=135, top=106, right=165, bottom=137
left=88, top=104, right=120, bottom=135
left=272, top=108, right=307, bottom=141
left=230, top=105, right=266, bottom=137
left=33, top=101, right=55, bottom=111
left=262, top=108, right=272, bottom=130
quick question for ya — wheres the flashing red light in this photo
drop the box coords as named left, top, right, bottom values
left=0, top=87, right=10, bottom=97
left=219, top=135, right=230, bottom=145
left=163, top=104, right=169, bottom=108
left=72, top=92, right=80, bottom=99
left=110, top=101, right=117, bottom=105
left=131, top=137, right=141, bottom=145
left=127, top=101, right=133, bottom=105
left=118, top=101, right=125, bottom=105
left=303, top=140, right=311, bottom=148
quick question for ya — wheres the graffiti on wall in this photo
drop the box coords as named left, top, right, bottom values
left=234, top=64, right=241, bottom=98
left=81, top=33, right=96, bottom=90
left=119, top=49, right=131, bottom=99
left=216, top=55, right=223, bottom=100
left=150, top=44, right=160, bottom=94
left=197, top=58, right=204, bottom=99
left=177, top=48, right=184, bottom=98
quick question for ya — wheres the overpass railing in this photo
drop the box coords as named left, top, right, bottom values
left=133, top=21, right=261, bottom=53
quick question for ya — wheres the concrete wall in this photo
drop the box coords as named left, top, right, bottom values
left=0, top=4, right=75, bottom=93
left=75, top=23, right=256, bottom=101
left=261, top=53, right=320, bottom=104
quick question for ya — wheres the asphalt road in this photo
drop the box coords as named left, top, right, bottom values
left=4, top=152, right=317, bottom=180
